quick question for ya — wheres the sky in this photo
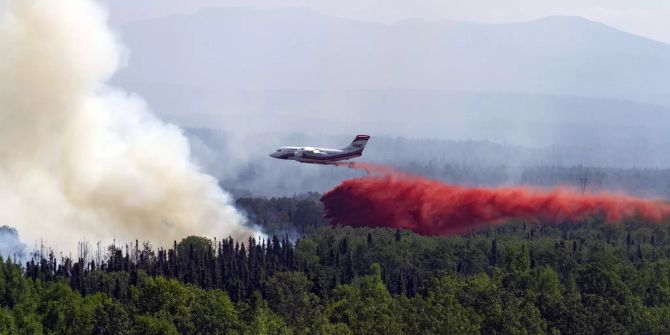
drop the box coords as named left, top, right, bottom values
left=102, top=0, right=670, bottom=44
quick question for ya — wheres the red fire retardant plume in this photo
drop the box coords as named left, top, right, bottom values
left=322, top=163, right=670, bottom=235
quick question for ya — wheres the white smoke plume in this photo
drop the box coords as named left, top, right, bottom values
left=0, top=0, right=255, bottom=251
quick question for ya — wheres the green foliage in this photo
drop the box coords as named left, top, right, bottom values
left=236, top=194, right=327, bottom=235
left=0, top=307, right=17, bottom=335
left=176, top=236, right=212, bottom=258
left=327, top=264, right=403, bottom=335
left=243, top=295, right=292, bottom=335
left=1, top=258, right=30, bottom=308
left=266, top=272, right=319, bottom=331
left=85, top=293, right=130, bottom=335
left=132, top=315, right=179, bottom=335
left=7, top=201, right=670, bottom=333
left=37, top=282, right=95, bottom=334
left=132, top=276, right=197, bottom=334
left=190, top=289, right=240, bottom=334
left=399, top=274, right=481, bottom=334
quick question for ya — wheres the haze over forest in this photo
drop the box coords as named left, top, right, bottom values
left=5, top=3, right=670, bottom=332
left=107, top=7, right=670, bottom=195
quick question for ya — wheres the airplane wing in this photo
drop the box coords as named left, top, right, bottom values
left=303, top=149, right=325, bottom=156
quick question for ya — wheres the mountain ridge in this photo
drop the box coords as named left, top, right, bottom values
left=112, top=7, right=670, bottom=106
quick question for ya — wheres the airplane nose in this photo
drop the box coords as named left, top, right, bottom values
left=269, top=152, right=279, bottom=158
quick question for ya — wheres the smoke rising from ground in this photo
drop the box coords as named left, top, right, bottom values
left=321, top=163, right=670, bottom=235
left=0, top=0, right=254, bottom=250
left=0, top=226, right=26, bottom=262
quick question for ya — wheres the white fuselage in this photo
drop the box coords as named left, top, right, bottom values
left=269, top=135, right=370, bottom=165
left=269, top=146, right=362, bottom=164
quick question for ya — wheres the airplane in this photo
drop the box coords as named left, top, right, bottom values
left=269, top=135, right=370, bottom=165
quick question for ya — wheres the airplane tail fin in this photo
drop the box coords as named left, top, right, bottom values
left=343, top=135, right=370, bottom=152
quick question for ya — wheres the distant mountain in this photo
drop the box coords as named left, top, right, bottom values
left=117, top=84, right=670, bottom=156
left=112, top=8, right=670, bottom=106
left=110, top=7, right=670, bottom=172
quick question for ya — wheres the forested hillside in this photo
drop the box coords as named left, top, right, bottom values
left=3, top=196, right=670, bottom=334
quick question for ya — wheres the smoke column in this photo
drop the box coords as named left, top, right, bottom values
left=322, top=163, right=670, bottom=235
left=0, top=0, right=255, bottom=250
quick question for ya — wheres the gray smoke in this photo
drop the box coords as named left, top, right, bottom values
left=0, top=226, right=26, bottom=262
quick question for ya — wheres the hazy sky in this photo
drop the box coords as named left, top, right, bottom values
left=102, top=0, right=670, bottom=44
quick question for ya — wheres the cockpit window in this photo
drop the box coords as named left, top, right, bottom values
left=276, top=149, right=281, bottom=152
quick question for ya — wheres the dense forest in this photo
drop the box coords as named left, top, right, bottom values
left=221, top=159, right=670, bottom=198
left=3, top=196, right=670, bottom=334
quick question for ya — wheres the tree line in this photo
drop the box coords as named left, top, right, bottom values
left=3, top=196, right=670, bottom=333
